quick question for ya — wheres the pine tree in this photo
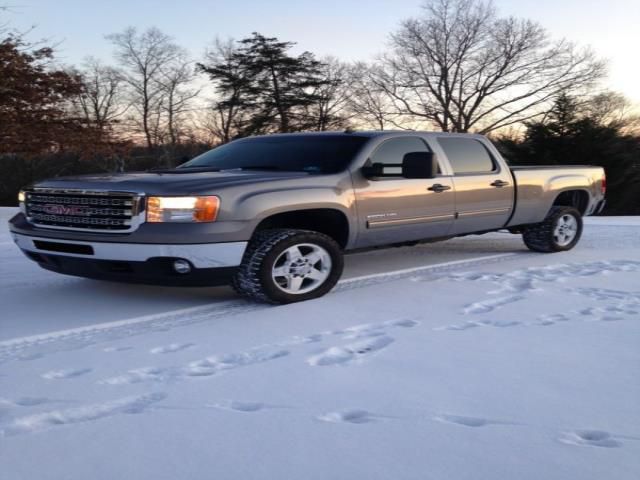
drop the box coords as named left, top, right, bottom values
left=199, top=33, right=331, bottom=137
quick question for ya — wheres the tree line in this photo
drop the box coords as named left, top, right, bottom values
left=0, top=0, right=638, bottom=213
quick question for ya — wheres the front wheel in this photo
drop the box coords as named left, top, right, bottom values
left=232, top=229, right=344, bottom=304
left=522, top=206, right=583, bottom=253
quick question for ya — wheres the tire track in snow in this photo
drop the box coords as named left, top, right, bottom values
left=0, top=253, right=516, bottom=364
left=0, top=300, right=262, bottom=365
left=0, top=392, right=167, bottom=437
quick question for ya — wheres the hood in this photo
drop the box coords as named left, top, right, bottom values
left=32, top=170, right=311, bottom=195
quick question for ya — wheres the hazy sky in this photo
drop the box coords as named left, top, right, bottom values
left=6, top=0, right=640, bottom=103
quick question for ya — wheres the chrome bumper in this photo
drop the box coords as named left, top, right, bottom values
left=12, top=233, right=247, bottom=268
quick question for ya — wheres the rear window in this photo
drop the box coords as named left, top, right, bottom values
left=438, top=137, right=496, bottom=174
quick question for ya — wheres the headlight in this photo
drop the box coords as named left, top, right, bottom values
left=146, top=196, right=219, bottom=223
left=18, top=190, right=26, bottom=213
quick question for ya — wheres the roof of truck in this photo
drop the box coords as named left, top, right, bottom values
left=249, top=130, right=485, bottom=139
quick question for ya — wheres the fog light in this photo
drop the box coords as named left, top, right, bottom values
left=173, top=259, right=192, bottom=274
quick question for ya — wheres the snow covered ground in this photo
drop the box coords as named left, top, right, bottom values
left=1, top=207, right=639, bottom=480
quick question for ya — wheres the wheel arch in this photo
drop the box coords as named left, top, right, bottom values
left=253, top=208, right=350, bottom=249
left=551, top=189, right=590, bottom=216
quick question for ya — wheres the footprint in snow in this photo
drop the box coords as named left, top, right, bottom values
left=184, top=349, right=289, bottom=377
left=489, top=319, right=521, bottom=328
left=1, top=396, right=51, bottom=408
left=434, top=414, right=510, bottom=428
left=558, top=430, right=621, bottom=448
left=534, top=313, right=571, bottom=326
left=100, top=367, right=170, bottom=385
left=12, top=397, right=52, bottom=407
left=307, top=335, right=394, bottom=366
left=318, top=409, right=376, bottom=424
left=18, top=352, right=44, bottom=361
left=149, top=343, right=194, bottom=354
left=384, top=318, right=420, bottom=328
left=435, top=319, right=519, bottom=331
left=103, top=346, right=133, bottom=353
left=462, top=295, right=525, bottom=315
left=100, top=348, right=289, bottom=385
left=283, top=334, right=324, bottom=346
left=281, top=319, right=417, bottom=347
left=1, top=392, right=167, bottom=436
left=584, top=303, right=639, bottom=318
left=207, top=400, right=278, bottom=413
left=434, top=322, right=481, bottom=331
left=42, top=368, right=92, bottom=380
left=341, top=330, right=387, bottom=340
left=596, top=315, right=624, bottom=322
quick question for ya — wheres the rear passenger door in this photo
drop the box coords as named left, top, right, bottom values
left=437, top=137, right=514, bottom=234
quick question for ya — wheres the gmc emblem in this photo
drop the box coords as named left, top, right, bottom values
left=41, top=204, right=90, bottom=216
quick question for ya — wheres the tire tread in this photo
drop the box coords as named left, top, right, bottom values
left=522, top=206, right=582, bottom=253
left=232, top=229, right=341, bottom=303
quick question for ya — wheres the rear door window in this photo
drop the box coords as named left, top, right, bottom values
left=438, top=137, right=496, bottom=175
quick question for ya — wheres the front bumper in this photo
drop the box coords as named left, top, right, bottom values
left=11, top=232, right=247, bottom=287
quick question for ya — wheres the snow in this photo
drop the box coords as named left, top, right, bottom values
left=1, top=206, right=639, bottom=480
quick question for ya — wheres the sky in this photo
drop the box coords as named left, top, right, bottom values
left=4, top=0, right=640, bottom=103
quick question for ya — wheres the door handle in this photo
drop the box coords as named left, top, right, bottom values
left=490, top=180, right=510, bottom=188
left=427, top=183, right=452, bottom=193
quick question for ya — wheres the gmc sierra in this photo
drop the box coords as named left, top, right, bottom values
left=9, top=131, right=606, bottom=303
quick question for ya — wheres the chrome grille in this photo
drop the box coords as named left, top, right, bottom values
left=25, top=189, right=143, bottom=232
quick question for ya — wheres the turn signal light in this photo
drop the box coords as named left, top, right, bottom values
left=147, top=196, right=219, bottom=223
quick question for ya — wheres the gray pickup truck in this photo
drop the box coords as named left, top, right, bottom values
left=9, top=131, right=606, bottom=303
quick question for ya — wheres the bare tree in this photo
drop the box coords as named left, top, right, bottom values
left=156, top=52, right=200, bottom=145
left=306, top=57, right=351, bottom=131
left=75, top=57, right=127, bottom=132
left=376, top=0, right=606, bottom=133
left=107, top=27, right=181, bottom=148
left=583, top=91, right=640, bottom=133
left=347, top=62, right=400, bottom=130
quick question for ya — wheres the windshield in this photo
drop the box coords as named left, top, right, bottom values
left=179, top=135, right=369, bottom=174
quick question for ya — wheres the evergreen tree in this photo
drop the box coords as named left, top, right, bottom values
left=496, top=94, right=640, bottom=215
left=199, top=33, right=331, bottom=136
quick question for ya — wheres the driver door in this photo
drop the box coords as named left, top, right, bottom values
left=353, top=136, right=455, bottom=248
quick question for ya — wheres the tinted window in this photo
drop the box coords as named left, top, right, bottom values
left=369, top=137, right=433, bottom=175
left=438, top=137, right=496, bottom=174
left=180, top=135, right=369, bottom=174
left=371, top=137, right=430, bottom=164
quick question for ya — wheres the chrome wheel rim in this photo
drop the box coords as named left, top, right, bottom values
left=271, top=243, right=332, bottom=295
left=554, top=214, right=578, bottom=246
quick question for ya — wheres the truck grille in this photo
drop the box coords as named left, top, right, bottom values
left=25, top=190, right=142, bottom=232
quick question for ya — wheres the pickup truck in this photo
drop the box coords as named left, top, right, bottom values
left=9, top=131, right=606, bottom=303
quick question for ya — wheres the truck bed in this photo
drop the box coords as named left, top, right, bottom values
left=507, top=164, right=605, bottom=227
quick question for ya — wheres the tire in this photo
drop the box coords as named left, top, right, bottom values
left=232, top=229, right=344, bottom=304
left=522, top=206, right=583, bottom=253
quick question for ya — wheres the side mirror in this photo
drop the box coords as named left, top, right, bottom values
left=361, top=162, right=386, bottom=178
left=402, top=152, right=437, bottom=179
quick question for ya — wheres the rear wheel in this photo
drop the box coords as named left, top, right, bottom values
left=232, top=229, right=344, bottom=304
left=522, top=206, right=583, bottom=252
